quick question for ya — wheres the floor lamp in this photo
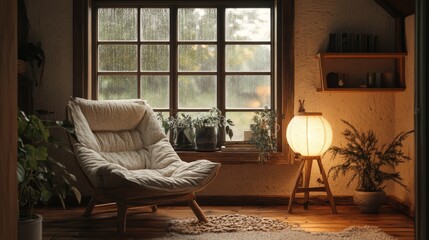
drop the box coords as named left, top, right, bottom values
left=286, top=102, right=337, bottom=214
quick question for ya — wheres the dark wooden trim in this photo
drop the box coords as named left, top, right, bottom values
left=94, top=0, right=274, bottom=7
left=182, top=195, right=354, bottom=206
left=416, top=0, right=429, bottom=239
left=0, top=0, right=18, bottom=237
left=280, top=0, right=294, bottom=160
left=170, top=7, right=178, bottom=116
left=374, top=0, right=415, bottom=56
left=73, top=0, right=90, bottom=98
left=374, top=0, right=415, bottom=18
left=178, top=151, right=290, bottom=164
left=375, top=0, right=403, bottom=17
left=172, top=195, right=413, bottom=215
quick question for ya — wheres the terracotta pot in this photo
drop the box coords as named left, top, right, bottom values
left=18, top=214, right=43, bottom=240
left=353, top=190, right=387, bottom=213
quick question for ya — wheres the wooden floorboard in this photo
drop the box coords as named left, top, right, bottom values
left=37, top=205, right=414, bottom=240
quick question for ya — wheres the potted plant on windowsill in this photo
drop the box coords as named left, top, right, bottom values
left=193, top=108, right=234, bottom=151
left=157, top=113, right=196, bottom=150
left=172, top=114, right=196, bottom=150
left=326, top=120, right=413, bottom=213
left=249, top=106, right=279, bottom=163
left=18, top=111, right=80, bottom=240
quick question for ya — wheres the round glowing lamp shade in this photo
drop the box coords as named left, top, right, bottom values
left=286, top=112, right=333, bottom=157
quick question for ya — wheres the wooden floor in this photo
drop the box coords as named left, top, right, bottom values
left=38, top=204, right=414, bottom=240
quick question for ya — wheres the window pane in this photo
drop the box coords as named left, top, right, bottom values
left=226, top=45, right=270, bottom=72
left=141, top=75, right=169, bottom=108
left=226, top=112, right=255, bottom=141
left=98, top=8, right=137, bottom=41
left=178, top=8, right=217, bottom=41
left=226, top=75, right=271, bottom=109
left=141, top=8, right=169, bottom=41
left=178, top=45, right=217, bottom=72
left=178, top=75, right=216, bottom=108
left=98, top=45, right=137, bottom=71
left=141, top=45, right=169, bottom=71
left=225, top=8, right=270, bottom=41
left=98, top=75, right=137, bottom=100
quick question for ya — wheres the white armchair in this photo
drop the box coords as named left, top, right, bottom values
left=67, top=97, right=220, bottom=233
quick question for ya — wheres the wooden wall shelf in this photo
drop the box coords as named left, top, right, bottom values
left=317, top=53, right=406, bottom=92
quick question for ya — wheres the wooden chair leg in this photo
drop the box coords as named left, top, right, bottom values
left=188, top=200, right=208, bottom=223
left=83, top=196, right=97, bottom=217
left=151, top=205, right=158, bottom=212
left=116, top=200, right=127, bottom=233
left=288, top=160, right=306, bottom=213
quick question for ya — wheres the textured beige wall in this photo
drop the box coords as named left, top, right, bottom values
left=293, top=0, right=403, bottom=198
left=26, top=0, right=415, bottom=201
left=26, top=0, right=73, bottom=121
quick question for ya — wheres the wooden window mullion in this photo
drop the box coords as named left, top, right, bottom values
left=137, top=8, right=141, bottom=99
left=170, top=7, right=178, bottom=117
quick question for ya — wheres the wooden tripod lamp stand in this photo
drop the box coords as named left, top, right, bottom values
left=286, top=100, right=337, bottom=214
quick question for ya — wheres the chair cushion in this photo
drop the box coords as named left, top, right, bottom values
left=74, top=143, right=220, bottom=198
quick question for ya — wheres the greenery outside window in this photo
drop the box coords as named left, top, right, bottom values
left=74, top=0, right=294, bottom=163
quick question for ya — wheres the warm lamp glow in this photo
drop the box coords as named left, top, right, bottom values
left=286, top=112, right=332, bottom=156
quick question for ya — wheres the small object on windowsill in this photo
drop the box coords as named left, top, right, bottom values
left=243, top=130, right=253, bottom=141
left=221, top=144, right=258, bottom=152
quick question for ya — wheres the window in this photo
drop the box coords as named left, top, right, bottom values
left=74, top=0, right=294, bottom=162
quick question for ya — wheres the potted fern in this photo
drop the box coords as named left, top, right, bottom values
left=18, top=111, right=80, bottom=240
left=327, top=120, right=413, bottom=213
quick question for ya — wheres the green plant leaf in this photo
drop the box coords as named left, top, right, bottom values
left=183, top=128, right=194, bottom=143
left=35, top=146, right=48, bottom=160
left=17, top=162, right=25, bottom=183
left=40, top=187, right=53, bottom=202
left=65, top=170, right=77, bottom=182
left=17, top=111, right=81, bottom=217
left=71, top=186, right=82, bottom=204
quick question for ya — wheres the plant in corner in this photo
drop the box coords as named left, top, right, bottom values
left=327, top=119, right=413, bottom=213
left=193, top=108, right=234, bottom=151
left=18, top=111, right=80, bottom=240
left=249, top=106, right=279, bottom=163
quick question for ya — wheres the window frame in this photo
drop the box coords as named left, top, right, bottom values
left=73, top=0, right=294, bottom=164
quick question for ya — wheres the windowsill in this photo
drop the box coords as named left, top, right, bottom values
left=177, top=151, right=290, bottom=164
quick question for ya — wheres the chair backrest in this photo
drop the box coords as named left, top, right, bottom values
left=67, top=97, right=167, bottom=169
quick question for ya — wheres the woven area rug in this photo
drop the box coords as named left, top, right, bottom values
left=155, top=214, right=397, bottom=240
